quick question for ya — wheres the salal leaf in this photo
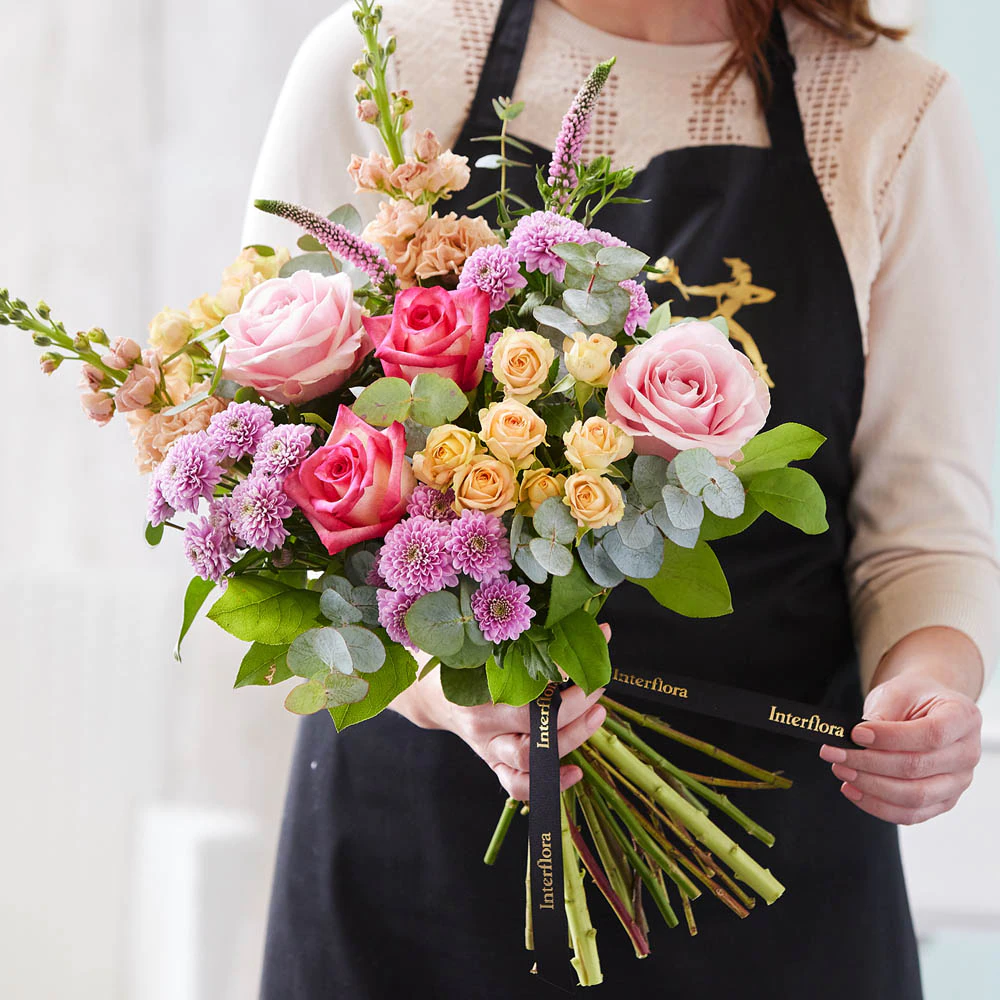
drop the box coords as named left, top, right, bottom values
left=545, top=559, right=605, bottom=627
left=234, top=642, right=291, bottom=689
left=440, top=664, right=491, bottom=706
left=735, top=422, right=827, bottom=482
left=631, top=540, right=733, bottom=618
left=487, top=648, right=548, bottom=706
left=699, top=496, right=763, bottom=541
left=175, top=576, right=216, bottom=660
left=646, top=301, right=671, bottom=336
left=549, top=610, right=612, bottom=694
left=748, top=467, right=828, bottom=535
left=207, top=578, right=320, bottom=645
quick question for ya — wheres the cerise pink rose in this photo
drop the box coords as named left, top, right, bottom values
left=362, top=285, right=489, bottom=391
left=221, top=270, right=371, bottom=406
left=605, top=320, right=771, bottom=460
left=283, top=405, right=415, bottom=556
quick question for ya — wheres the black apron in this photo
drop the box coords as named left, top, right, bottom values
left=260, top=4, right=922, bottom=997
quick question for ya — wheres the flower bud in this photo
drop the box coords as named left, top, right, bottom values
left=385, top=35, right=397, bottom=56
left=102, top=336, right=142, bottom=370
left=563, top=330, right=617, bottom=386
left=73, top=332, right=89, bottom=351
left=36, top=300, right=51, bottom=319
left=39, top=352, right=62, bottom=374
left=356, top=100, right=380, bottom=124
left=354, top=83, right=371, bottom=102
left=32, top=333, right=52, bottom=347
left=89, top=326, right=109, bottom=346
left=351, top=58, right=369, bottom=77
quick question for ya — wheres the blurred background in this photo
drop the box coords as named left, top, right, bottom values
left=1, top=1, right=997, bottom=997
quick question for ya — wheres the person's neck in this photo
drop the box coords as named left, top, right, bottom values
left=550, top=0, right=733, bottom=44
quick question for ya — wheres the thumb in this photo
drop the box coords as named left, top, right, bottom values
left=862, top=673, right=920, bottom=722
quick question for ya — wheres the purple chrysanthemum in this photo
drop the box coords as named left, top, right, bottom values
left=154, top=432, right=225, bottom=514
left=445, top=510, right=512, bottom=583
left=207, top=401, right=274, bottom=460
left=507, top=211, right=589, bottom=282
left=620, top=279, right=653, bottom=336
left=456, top=244, right=528, bottom=311
left=407, top=485, right=459, bottom=522
left=146, top=478, right=174, bottom=527
left=183, top=514, right=237, bottom=584
left=471, top=576, right=535, bottom=643
left=483, top=329, right=505, bottom=374
left=587, top=227, right=627, bottom=249
left=376, top=588, right=419, bottom=650
left=254, top=199, right=396, bottom=290
left=252, top=423, right=315, bottom=477
left=378, top=516, right=459, bottom=596
left=229, top=475, right=294, bottom=552
left=366, top=562, right=388, bottom=588
left=546, top=58, right=616, bottom=204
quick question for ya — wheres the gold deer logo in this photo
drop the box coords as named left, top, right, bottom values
left=649, top=256, right=775, bottom=387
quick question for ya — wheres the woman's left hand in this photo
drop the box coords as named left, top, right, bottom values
left=819, top=627, right=984, bottom=825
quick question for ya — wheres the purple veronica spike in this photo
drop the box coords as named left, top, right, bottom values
left=376, top=589, right=419, bottom=650
left=183, top=514, right=237, bottom=584
left=456, top=244, right=528, bottom=311
left=471, top=576, right=535, bottom=643
left=254, top=199, right=396, bottom=289
left=230, top=475, right=294, bottom=552
left=507, top=211, right=589, bottom=282
left=445, top=510, right=512, bottom=583
left=252, top=423, right=315, bottom=477
left=406, top=485, right=458, bottom=522
left=547, top=58, right=616, bottom=204
left=207, top=401, right=274, bottom=460
left=378, top=516, right=458, bottom=596
left=620, top=279, right=653, bottom=336
left=155, top=432, right=225, bottom=514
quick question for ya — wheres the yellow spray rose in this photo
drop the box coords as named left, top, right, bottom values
left=453, top=456, right=518, bottom=516
left=478, top=399, right=547, bottom=469
left=563, top=416, right=633, bottom=471
left=519, top=467, right=566, bottom=512
left=563, top=330, right=617, bottom=386
left=412, top=424, right=484, bottom=487
left=491, top=327, right=555, bottom=404
left=564, top=471, right=625, bottom=529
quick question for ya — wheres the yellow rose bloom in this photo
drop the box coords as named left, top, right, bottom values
left=519, top=467, right=566, bottom=512
left=412, top=424, right=484, bottom=487
left=564, top=471, right=625, bottom=529
left=478, top=399, right=547, bottom=469
left=563, top=330, right=617, bottom=386
left=491, top=327, right=556, bottom=404
left=453, top=456, right=518, bottom=516
left=563, top=416, right=633, bottom=471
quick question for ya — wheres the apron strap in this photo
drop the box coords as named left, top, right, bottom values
left=463, top=0, right=536, bottom=129
left=761, top=7, right=810, bottom=161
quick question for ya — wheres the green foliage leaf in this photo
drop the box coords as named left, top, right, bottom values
left=631, top=540, right=733, bottom=618
left=329, top=642, right=418, bottom=730
left=319, top=588, right=363, bottom=627
left=175, top=576, right=216, bottom=660
left=735, top=422, right=827, bottom=482
left=440, top=664, right=491, bottom=706
left=284, top=680, right=327, bottom=715
left=322, top=671, right=370, bottom=707
left=208, top=578, right=321, bottom=644
left=701, top=467, right=746, bottom=519
left=549, top=611, right=612, bottom=694
left=297, top=234, right=326, bottom=252
left=279, top=252, right=337, bottom=278
left=553, top=241, right=599, bottom=272
left=546, top=559, right=605, bottom=627
left=351, top=377, right=412, bottom=426
left=234, top=386, right=263, bottom=404
left=245, top=244, right=275, bottom=257
left=488, top=648, right=548, bottom=706
left=699, top=495, right=763, bottom=541
left=405, top=591, right=466, bottom=657
left=563, top=288, right=611, bottom=326
left=410, top=372, right=468, bottom=425
left=646, top=301, right=671, bottom=336
left=145, top=521, right=165, bottom=547
left=533, top=497, right=577, bottom=544
left=234, top=642, right=292, bottom=688
left=748, top=467, right=829, bottom=535
left=288, top=627, right=353, bottom=677
left=708, top=316, right=729, bottom=337
left=595, top=246, right=649, bottom=282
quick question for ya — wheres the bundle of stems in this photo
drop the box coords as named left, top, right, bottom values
left=483, top=696, right=793, bottom=987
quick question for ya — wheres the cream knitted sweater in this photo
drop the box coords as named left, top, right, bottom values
left=242, top=0, right=1000, bottom=690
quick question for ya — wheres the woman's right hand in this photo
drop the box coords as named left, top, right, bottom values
left=391, top=667, right=607, bottom=801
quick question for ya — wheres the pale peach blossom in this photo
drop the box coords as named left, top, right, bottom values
left=80, top=389, right=115, bottom=426
left=410, top=213, right=498, bottom=283
left=148, top=308, right=195, bottom=354
left=80, top=363, right=106, bottom=392
left=423, top=151, right=471, bottom=195
left=356, top=99, right=379, bottom=123
left=348, top=151, right=394, bottom=193
left=362, top=199, right=431, bottom=265
left=102, top=337, right=142, bottom=370
left=413, top=129, right=443, bottom=162
left=114, top=363, right=160, bottom=412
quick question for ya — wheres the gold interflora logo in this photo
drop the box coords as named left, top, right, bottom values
left=768, top=704, right=845, bottom=738
left=611, top=668, right=688, bottom=699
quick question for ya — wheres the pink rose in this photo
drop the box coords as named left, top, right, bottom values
left=284, top=405, right=415, bottom=556
left=363, top=285, right=489, bottom=391
left=222, top=270, right=371, bottom=405
left=606, top=321, right=771, bottom=460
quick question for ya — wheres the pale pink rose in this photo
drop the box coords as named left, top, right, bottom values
left=409, top=213, right=498, bottom=283
left=606, top=320, right=771, bottom=460
left=284, top=405, right=415, bottom=556
left=222, top=270, right=371, bottom=405
left=80, top=389, right=115, bottom=425
left=127, top=380, right=225, bottom=473
left=102, top=337, right=141, bottom=370
left=413, top=129, right=443, bottom=162
left=422, top=151, right=471, bottom=195
left=114, top=363, right=160, bottom=412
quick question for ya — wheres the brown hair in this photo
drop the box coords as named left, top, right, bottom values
left=715, top=0, right=908, bottom=100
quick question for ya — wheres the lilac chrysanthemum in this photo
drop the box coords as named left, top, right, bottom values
left=587, top=227, right=627, bottom=249
left=507, top=211, right=589, bottom=282
left=483, top=329, right=505, bottom=374
left=155, top=432, right=225, bottom=514
left=229, top=475, right=294, bottom=552
left=183, top=513, right=237, bottom=584
left=254, top=199, right=396, bottom=289
left=376, top=588, right=419, bottom=650
left=252, top=423, right=315, bottom=477
left=378, top=516, right=459, bottom=596
left=471, top=576, right=535, bottom=643
left=445, top=510, right=512, bottom=583
left=407, top=485, right=459, bottom=522
left=146, top=478, right=174, bottom=527
left=620, top=279, right=653, bottom=336
left=366, top=562, right=388, bottom=588
left=207, top=401, right=274, bottom=460
left=456, top=244, right=528, bottom=312
left=547, top=58, right=616, bottom=203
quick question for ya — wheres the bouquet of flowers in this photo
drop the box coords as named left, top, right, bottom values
left=3, top=1, right=831, bottom=985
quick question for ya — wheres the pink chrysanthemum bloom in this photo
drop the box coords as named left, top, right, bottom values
left=230, top=475, right=294, bottom=552
left=207, top=401, right=274, bottom=460
left=507, top=211, right=589, bottom=282
left=366, top=562, right=388, bottom=588
left=376, top=588, right=419, bottom=650
left=183, top=512, right=237, bottom=584
left=407, top=485, right=459, bottom=522
left=445, top=510, right=512, bottom=583
left=471, top=576, right=535, bottom=643
left=252, top=423, right=315, bottom=477
left=378, top=516, right=459, bottom=596
left=620, top=279, right=653, bottom=336
left=154, top=432, right=225, bottom=514
left=146, top=478, right=175, bottom=527
left=456, top=244, right=528, bottom=312
left=483, top=329, right=505, bottom=374
left=587, top=227, right=627, bottom=249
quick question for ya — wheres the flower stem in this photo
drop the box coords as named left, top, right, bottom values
left=561, top=794, right=603, bottom=986
left=483, top=797, right=520, bottom=865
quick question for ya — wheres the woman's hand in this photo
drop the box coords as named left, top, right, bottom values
left=391, top=668, right=607, bottom=801
left=819, top=627, right=983, bottom=825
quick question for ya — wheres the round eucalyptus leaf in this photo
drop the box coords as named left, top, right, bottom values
left=351, top=585, right=381, bottom=628
left=410, top=372, right=468, bottom=425
left=288, top=627, right=353, bottom=677
left=319, top=588, right=363, bottom=627
left=404, top=591, right=465, bottom=658
left=327, top=203, right=363, bottom=234
left=515, top=543, right=550, bottom=584
left=661, top=484, right=705, bottom=530
left=323, top=671, right=370, bottom=707
left=595, top=245, right=650, bottom=282
left=617, top=504, right=657, bottom=550
left=671, top=448, right=719, bottom=496
left=337, top=625, right=386, bottom=674
left=528, top=537, right=575, bottom=577
left=650, top=502, right=700, bottom=549
left=284, top=680, right=327, bottom=716
left=702, top=466, right=746, bottom=519
left=279, top=252, right=337, bottom=278
left=603, top=528, right=664, bottom=579
left=563, top=288, right=612, bottom=327
left=351, top=377, right=412, bottom=427
left=532, top=305, right=579, bottom=337
left=319, top=574, right=354, bottom=600
left=532, top=497, right=578, bottom=545
left=632, top=454, right=672, bottom=508
left=345, top=549, right=378, bottom=587
left=577, top=533, right=626, bottom=588
left=509, top=513, right=526, bottom=553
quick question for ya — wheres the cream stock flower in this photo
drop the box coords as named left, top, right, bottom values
left=412, top=425, right=484, bottom=488
left=452, top=456, right=518, bottom=516
left=519, top=467, right=566, bottom=512
left=148, top=308, right=195, bottom=354
left=492, top=328, right=555, bottom=404
left=479, top=399, right=546, bottom=468
left=564, top=471, right=625, bottom=529
left=563, top=330, right=618, bottom=386
left=563, top=416, right=633, bottom=471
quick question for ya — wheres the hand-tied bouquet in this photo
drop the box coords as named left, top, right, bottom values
left=4, top=1, right=831, bottom=985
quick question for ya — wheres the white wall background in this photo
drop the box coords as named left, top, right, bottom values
left=0, top=2, right=996, bottom=998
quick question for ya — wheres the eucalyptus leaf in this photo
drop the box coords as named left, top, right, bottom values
left=533, top=305, right=580, bottom=337
left=553, top=241, right=599, bottom=272
left=708, top=316, right=729, bottom=337
left=603, top=528, right=664, bottom=579
left=329, top=642, right=418, bottom=730
left=327, top=203, right=363, bottom=234
left=563, top=288, right=611, bottom=327
left=632, top=454, right=672, bottom=508
left=661, top=484, right=705, bottom=531
left=319, top=588, right=363, bottom=627
left=528, top=537, right=574, bottom=576
left=279, top=252, right=337, bottom=278
left=352, top=586, right=381, bottom=628
left=617, top=505, right=657, bottom=550
left=284, top=680, right=327, bottom=716
left=585, top=286, right=632, bottom=338
left=320, top=574, right=354, bottom=600
left=351, top=377, right=412, bottom=426
left=671, top=448, right=720, bottom=496
left=337, top=625, right=386, bottom=674
left=345, top=550, right=378, bottom=587
left=702, top=467, right=746, bottom=519
left=288, top=627, right=353, bottom=677
left=509, top=513, right=525, bottom=553
left=322, top=671, right=370, bottom=707
left=595, top=245, right=650, bottom=282
left=440, top=665, right=491, bottom=706
left=532, top=496, right=578, bottom=544
left=650, top=502, right=700, bottom=549
left=646, top=301, right=672, bottom=336
left=577, top=533, right=626, bottom=587
left=631, top=540, right=733, bottom=618
left=404, top=591, right=466, bottom=658
left=410, top=372, right=468, bottom=425
left=515, top=543, right=549, bottom=585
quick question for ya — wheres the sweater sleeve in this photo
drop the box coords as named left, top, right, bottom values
left=847, top=73, right=1000, bottom=694
left=240, top=6, right=385, bottom=251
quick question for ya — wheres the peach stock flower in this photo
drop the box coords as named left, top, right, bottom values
left=127, top=380, right=226, bottom=473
